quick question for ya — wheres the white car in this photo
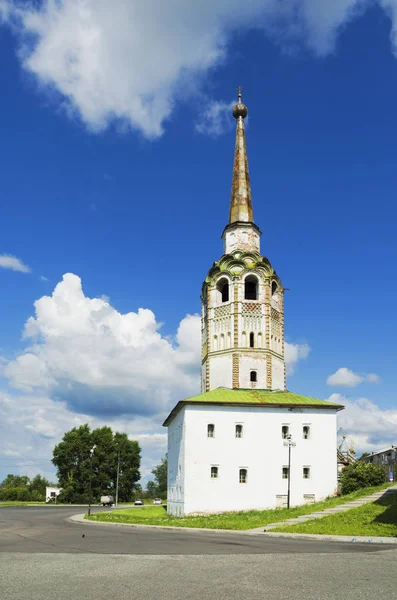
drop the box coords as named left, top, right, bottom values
left=134, top=499, right=143, bottom=506
left=153, top=498, right=162, bottom=505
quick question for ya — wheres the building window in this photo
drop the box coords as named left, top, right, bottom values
left=244, top=276, right=258, bottom=300
left=239, top=468, right=248, bottom=483
left=249, top=332, right=255, bottom=348
left=211, top=466, right=219, bottom=479
left=272, top=281, right=278, bottom=295
left=282, top=425, right=289, bottom=439
left=282, top=466, right=289, bottom=479
left=235, top=424, right=243, bottom=438
left=250, top=370, right=257, bottom=382
left=207, top=423, right=215, bottom=438
left=303, top=425, right=310, bottom=440
left=217, top=278, right=229, bottom=303
left=303, top=467, right=311, bottom=479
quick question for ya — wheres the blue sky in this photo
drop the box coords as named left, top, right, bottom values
left=1, top=0, right=397, bottom=483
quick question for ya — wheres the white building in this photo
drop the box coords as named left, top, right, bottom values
left=164, top=92, right=344, bottom=516
left=45, top=486, right=62, bottom=503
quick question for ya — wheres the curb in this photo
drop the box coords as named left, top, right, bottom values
left=69, top=514, right=397, bottom=544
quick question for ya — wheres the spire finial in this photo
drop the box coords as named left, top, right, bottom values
left=229, top=88, right=253, bottom=223
left=233, top=86, right=248, bottom=119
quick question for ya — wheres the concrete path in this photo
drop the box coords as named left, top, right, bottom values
left=249, top=485, right=397, bottom=533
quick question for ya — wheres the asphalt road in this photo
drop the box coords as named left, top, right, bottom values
left=1, top=506, right=396, bottom=600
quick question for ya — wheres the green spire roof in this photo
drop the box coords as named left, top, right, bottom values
left=163, top=387, right=344, bottom=426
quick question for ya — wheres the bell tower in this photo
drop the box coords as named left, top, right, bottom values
left=201, top=91, right=286, bottom=392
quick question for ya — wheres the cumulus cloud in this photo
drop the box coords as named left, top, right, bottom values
left=3, top=273, right=201, bottom=418
left=327, top=367, right=380, bottom=388
left=335, top=392, right=397, bottom=454
left=284, top=342, right=310, bottom=374
left=0, top=253, right=31, bottom=273
left=196, top=100, right=235, bottom=137
left=2, top=0, right=397, bottom=137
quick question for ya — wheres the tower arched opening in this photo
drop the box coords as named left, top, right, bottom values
left=245, top=275, right=258, bottom=300
left=216, top=278, right=230, bottom=303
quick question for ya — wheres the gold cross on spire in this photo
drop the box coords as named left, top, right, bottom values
left=237, top=85, right=242, bottom=102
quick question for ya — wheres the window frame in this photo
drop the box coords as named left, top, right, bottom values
left=282, top=424, right=290, bottom=439
left=210, top=465, right=219, bottom=479
left=239, top=468, right=248, bottom=484
left=282, top=466, right=289, bottom=479
left=207, top=423, right=215, bottom=439
left=235, top=424, right=243, bottom=439
left=303, top=466, right=311, bottom=479
left=303, top=424, right=311, bottom=440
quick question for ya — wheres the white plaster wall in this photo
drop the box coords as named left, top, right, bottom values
left=239, top=354, right=268, bottom=389
left=209, top=354, right=233, bottom=390
left=223, top=225, right=260, bottom=254
left=182, top=404, right=338, bottom=515
left=167, top=407, right=186, bottom=516
left=272, top=357, right=285, bottom=390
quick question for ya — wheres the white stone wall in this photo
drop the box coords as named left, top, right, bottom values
left=223, top=224, right=260, bottom=254
left=272, top=357, right=285, bottom=390
left=239, top=353, right=268, bottom=389
left=167, top=407, right=185, bottom=516
left=179, top=404, right=338, bottom=515
left=208, top=354, right=233, bottom=389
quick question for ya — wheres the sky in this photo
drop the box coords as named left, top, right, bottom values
left=1, top=0, right=397, bottom=486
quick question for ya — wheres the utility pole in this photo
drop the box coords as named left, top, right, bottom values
left=87, top=444, right=97, bottom=517
left=115, top=450, right=120, bottom=507
left=283, top=434, right=296, bottom=509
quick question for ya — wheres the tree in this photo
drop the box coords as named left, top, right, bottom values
left=29, top=475, right=50, bottom=499
left=146, top=455, right=167, bottom=498
left=53, top=424, right=141, bottom=503
left=1, top=474, right=30, bottom=489
left=359, top=452, right=371, bottom=460
left=340, top=462, right=386, bottom=495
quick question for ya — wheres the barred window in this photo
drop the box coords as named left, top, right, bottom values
left=303, top=467, right=311, bottom=479
left=282, top=466, right=289, bottom=479
left=235, top=424, right=243, bottom=438
left=211, top=466, right=219, bottom=479
left=207, top=423, right=215, bottom=438
left=282, top=425, right=289, bottom=439
left=239, top=469, right=248, bottom=484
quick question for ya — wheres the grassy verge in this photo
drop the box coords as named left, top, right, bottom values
left=86, top=484, right=392, bottom=530
left=0, top=501, right=47, bottom=507
left=272, top=491, right=397, bottom=537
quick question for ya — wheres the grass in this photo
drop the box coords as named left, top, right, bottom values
left=0, top=501, right=46, bottom=507
left=86, top=484, right=393, bottom=530
left=272, top=491, right=397, bottom=537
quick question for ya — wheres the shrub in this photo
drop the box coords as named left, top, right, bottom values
left=341, top=462, right=386, bottom=494
left=16, top=487, right=31, bottom=502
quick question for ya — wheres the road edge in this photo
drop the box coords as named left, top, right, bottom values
left=69, top=513, right=397, bottom=544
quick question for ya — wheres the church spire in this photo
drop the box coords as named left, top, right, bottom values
left=229, top=88, right=253, bottom=224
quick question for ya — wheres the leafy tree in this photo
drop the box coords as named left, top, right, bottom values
left=340, top=462, right=386, bottom=494
left=359, top=452, right=371, bottom=460
left=146, top=455, right=167, bottom=498
left=29, top=474, right=50, bottom=499
left=1, top=474, right=30, bottom=489
left=53, top=424, right=141, bottom=503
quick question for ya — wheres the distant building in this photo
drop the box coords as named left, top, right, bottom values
left=337, top=449, right=356, bottom=482
left=163, top=92, right=344, bottom=516
left=360, top=446, right=397, bottom=482
left=45, top=486, right=62, bottom=502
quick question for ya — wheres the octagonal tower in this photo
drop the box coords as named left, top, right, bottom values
left=201, top=92, right=285, bottom=392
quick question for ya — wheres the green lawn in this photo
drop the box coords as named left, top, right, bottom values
left=272, top=491, right=397, bottom=537
left=0, top=501, right=46, bottom=507
left=86, top=484, right=392, bottom=530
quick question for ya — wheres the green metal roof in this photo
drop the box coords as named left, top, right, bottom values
left=163, top=387, right=344, bottom=426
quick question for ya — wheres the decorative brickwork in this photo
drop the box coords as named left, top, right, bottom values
left=233, top=279, right=239, bottom=349
left=266, top=354, right=272, bottom=389
left=232, top=353, right=239, bottom=389
left=265, top=280, right=270, bottom=350
left=206, top=286, right=211, bottom=392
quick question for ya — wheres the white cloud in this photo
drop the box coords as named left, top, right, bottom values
left=284, top=342, right=310, bottom=375
left=3, top=273, right=201, bottom=417
left=327, top=367, right=364, bottom=388
left=196, top=100, right=235, bottom=137
left=40, top=275, right=49, bottom=282
left=366, top=373, right=380, bottom=383
left=327, top=367, right=380, bottom=388
left=0, top=254, right=31, bottom=273
left=334, top=392, right=397, bottom=454
left=2, top=1, right=397, bottom=137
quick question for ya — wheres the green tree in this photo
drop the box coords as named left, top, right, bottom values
left=29, top=474, right=50, bottom=499
left=340, top=462, right=386, bottom=495
left=53, top=424, right=141, bottom=503
left=147, top=455, right=167, bottom=499
left=359, top=452, right=371, bottom=460
left=1, top=474, right=30, bottom=488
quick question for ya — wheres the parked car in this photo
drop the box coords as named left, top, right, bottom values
left=153, top=498, right=162, bottom=505
left=100, top=495, right=115, bottom=507
left=134, top=499, right=143, bottom=506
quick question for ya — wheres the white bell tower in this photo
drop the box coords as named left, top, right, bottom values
left=201, top=92, right=286, bottom=392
